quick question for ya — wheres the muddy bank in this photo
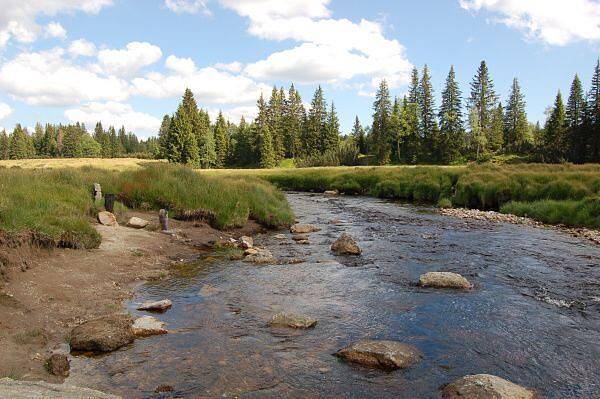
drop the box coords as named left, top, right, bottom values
left=0, top=211, right=261, bottom=382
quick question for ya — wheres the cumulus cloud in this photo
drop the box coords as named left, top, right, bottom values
left=68, top=39, right=97, bottom=57
left=65, top=101, right=161, bottom=137
left=165, top=55, right=196, bottom=75
left=0, top=102, right=13, bottom=121
left=132, top=67, right=270, bottom=104
left=165, top=0, right=210, bottom=15
left=97, top=42, right=163, bottom=77
left=219, top=0, right=331, bottom=20
left=460, top=0, right=600, bottom=45
left=45, top=22, right=67, bottom=39
left=0, top=48, right=130, bottom=106
left=214, top=61, right=243, bottom=73
left=206, top=105, right=258, bottom=123
left=0, top=0, right=112, bottom=49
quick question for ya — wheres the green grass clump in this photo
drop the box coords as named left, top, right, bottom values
left=500, top=196, right=600, bottom=228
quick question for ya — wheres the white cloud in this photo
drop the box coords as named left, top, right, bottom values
left=165, top=0, right=210, bottom=15
left=68, top=39, right=97, bottom=57
left=165, top=55, right=196, bottom=75
left=0, top=0, right=112, bottom=49
left=219, top=0, right=330, bottom=20
left=206, top=105, right=258, bottom=123
left=45, top=22, right=67, bottom=39
left=214, top=61, right=243, bottom=73
left=0, top=102, right=13, bottom=120
left=0, top=48, right=130, bottom=106
left=65, top=101, right=161, bottom=137
left=97, top=41, right=163, bottom=77
left=460, top=0, right=600, bottom=46
left=132, top=67, right=270, bottom=105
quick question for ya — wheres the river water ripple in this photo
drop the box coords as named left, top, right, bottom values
left=68, top=193, right=600, bottom=398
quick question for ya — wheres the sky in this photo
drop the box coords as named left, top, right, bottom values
left=0, top=0, right=599, bottom=138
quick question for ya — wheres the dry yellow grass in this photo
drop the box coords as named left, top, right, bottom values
left=0, top=158, right=162, bottom=171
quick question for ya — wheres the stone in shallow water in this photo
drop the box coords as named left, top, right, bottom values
left=239, top=236, right=254, bottom=249
left=274, top=234, right=287, bottom=240
left=268, top=313, right=317, bottom=329
left=97, top=211, right=117, bottom=226
left=127, top=217, right=149, bottom=229
left=292, top=234, right=309, bottom=241
left=331, top=233, right=361, bottom=255
left=243, top=248, right=275, bottom=264
left=45, top=353, right=70, bottom=377
left=442, top=374, right=539, bottom=399
left=0, top=378, right=121, bottom=399
left=290, top=224, right=321, bottom=234
left=69, top=314, right=133, bottom=353
left=132, top=316, right=167, bottom=337
left=137, top=299, right=173, bottom=312
left=334, top=340, right=421, bottom=370
left=419, top=272, right=472, bottom=289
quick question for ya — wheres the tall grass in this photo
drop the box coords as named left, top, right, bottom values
left=0, top=163, right=293, bottom=250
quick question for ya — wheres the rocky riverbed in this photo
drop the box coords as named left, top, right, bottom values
left=62, top=193, right=600, bottom=398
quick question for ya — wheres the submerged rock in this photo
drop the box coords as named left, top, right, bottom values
left=268, top=313, right=317, bottom=329
left=442, top=374, right=539, bottom=399
left=290, top=224, right=321, bottom=234
left=127, top=217, right=149, bottom=229
left=331, top=233, right=361, bottom=255
left=97, top=211, right=117, bottom=227
left=292, top=234, right=309, bottom=242
left=137, top=299, right=173, bottom=312
left=0, top=378, right=121, bottom=399
left=45, top=353, right=70, bottom=377
left=69, top=314, right=134, bottom=353
left=419, top=272, right=472, bottom=290
left=274, top=234, right=287, bottom=240
left=244, top=248, right=259, bottom=256
left=239, top=236, right=254, bottom=249
left=324, top=190, right=339, bottom=196
left=243, top=248, right=276, bottom=264
left=334, top=340, right=421, bottom=370
left=132, top=316, right=167, bottom=337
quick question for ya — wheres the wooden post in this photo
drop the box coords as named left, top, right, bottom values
left=159, top=209, right=169, bottom=231
left=92, top=183, right=102, bottom=201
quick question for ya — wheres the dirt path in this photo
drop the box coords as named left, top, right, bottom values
left=0, top=212, right=261, bottom=382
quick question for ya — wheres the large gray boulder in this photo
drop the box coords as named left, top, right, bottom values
left=334, top=340, right=421, bottom=370
left=127, top=217, right=149, bottom=229
left=442, top=374, right=539, bottom=399
left=419, top=272, right=472, bottom=290
left=331, top=233, right=361, bottom=255
left=69, top=314, right=134, bottom=352
left=0, top=379, right=121, bottom=399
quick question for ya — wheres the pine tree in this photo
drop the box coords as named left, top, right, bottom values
left=400, top=97, right=421, bottom=164
left=282, top=84, right=305, bottom=158
left=259, top=124, right=276, bottom=168
left=0, top=129, right=9, bottom=160
left=389, top=97, right=406, bottom=163
left=323, top=102, right=340, bottom=153
left=566, top=74, right=586, bottom=162
left=305, top=86, right=327, bottom=157
left=408, top=67, right=420, bottom=104
left=9, top=124, right=34, bottom=159
left=371, top=80, right=392, bottom=165
left=490, top=103, right=505, bottom=153
left=439, top=66, right=464, bottom=163
left=197, top=109, right=216, bottom=168
left=544, top=91, right=568, bottom=162
left=351, top=116, right=367, bottom=155
left=62, top=125, right=83, bottom=157
left=587, top=59, right=600, bottom=162
left=468, top=106, right=487, bottom=159
left=418, top=65, right=439, bottom=161
left=157, top=115, right=171, bottom=159
left=118, top=126, right=128, bottom=153
left=32, top=123, right=44, bottom=156
left=267, top=87, right=285, bottom=162
left=469, top=61, right=497, bottom=154
left=214, top=111, right=228, bottom=168
left=164, top=100, right=199, bottom=165
left=503, top=78, right=528, bottom=153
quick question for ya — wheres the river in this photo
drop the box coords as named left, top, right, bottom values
left=68, top=192, right=600, bottom=398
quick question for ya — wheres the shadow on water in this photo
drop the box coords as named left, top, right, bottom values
left=68, top=192, right=600, bottom=398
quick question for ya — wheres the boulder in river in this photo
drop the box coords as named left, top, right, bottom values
left=442, top=374, right=539, bottom=399
left=97, top=211, right=117, bottom=227
left=268, top=313, right=317, bottom=329
left=127, top=217, right=149, bottom=229
left=45, top=353, right=70, bottom=377
left=69, top=314, right=134, bottom=353
left=0, top=378, right=121, bottom=399
left=324, top=190, right=339, bottom=196
left=274, top=234, right=287, bottom=240
left=290, top=224, right=321, bottom=234
left=292, top=234, right=309, bottom=242
left=239, top=236, right=254, bottom=249
left=243, top=248, right=276, bottom=264
left=419, top=272, right=472, bottom=290
left=132, top=316, right=167, bottom=337
left=331, top=233, right=361, bottom=255
left=334, top=340, right=421, bottom=370
left=137, top=299, right=172, bottom=312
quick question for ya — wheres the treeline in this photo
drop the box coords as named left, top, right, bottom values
left=0, top=122, right=158, bottom=160
left=160, top=59, right=600, bottom=168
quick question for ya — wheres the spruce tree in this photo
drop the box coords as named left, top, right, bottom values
left=587, top=60, right=600, bottom=162
left=489, top=103, right=505, bottom=153
left=469, top=61, right=497, bottom=154
left=400, top=97, right=421, bottom=164
left=266, top=87, right=285, bottom=162
left=9, top=124, right=34, bottom=159
left=157, top=115, right=171, bottom=159
left=214, top=111, right=228, bottom=168
left=323, top=102, right=340, bottom=153
left=351, top=116, right=367, bottom=155
left=503, top=78, right=528, bottom=153
left=566, top=74, right=586, bottom=162
left=39, top=124, right=57, bottom=157
left=371, top=80, right=392, bottom=165
left=389, top=97, right=406, bottom=163
left=544, top=91, right=568, bottom=162
left=418, top=65, right=439, bottom=161
left=439, top=66, right=464, bottom=163
left=0, top=129, right=9, bottom=160
left=282, top=84, right=305, bottom=158
left=408, top=67, right=420, bottom=104
left=165, top=101, right=199, bottom=165
left=259, top=124, right=276, bottom=168
left=197, top=109, right=216, bottom=168
left=33, top=123, right=44, bottom=156
left=305, top=86, right=327, bottom=157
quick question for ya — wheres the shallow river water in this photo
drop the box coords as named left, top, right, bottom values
left=69, top=193, right=600, bottom=398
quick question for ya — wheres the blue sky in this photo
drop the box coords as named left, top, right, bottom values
left=0, top=0, right=599, bottom=138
